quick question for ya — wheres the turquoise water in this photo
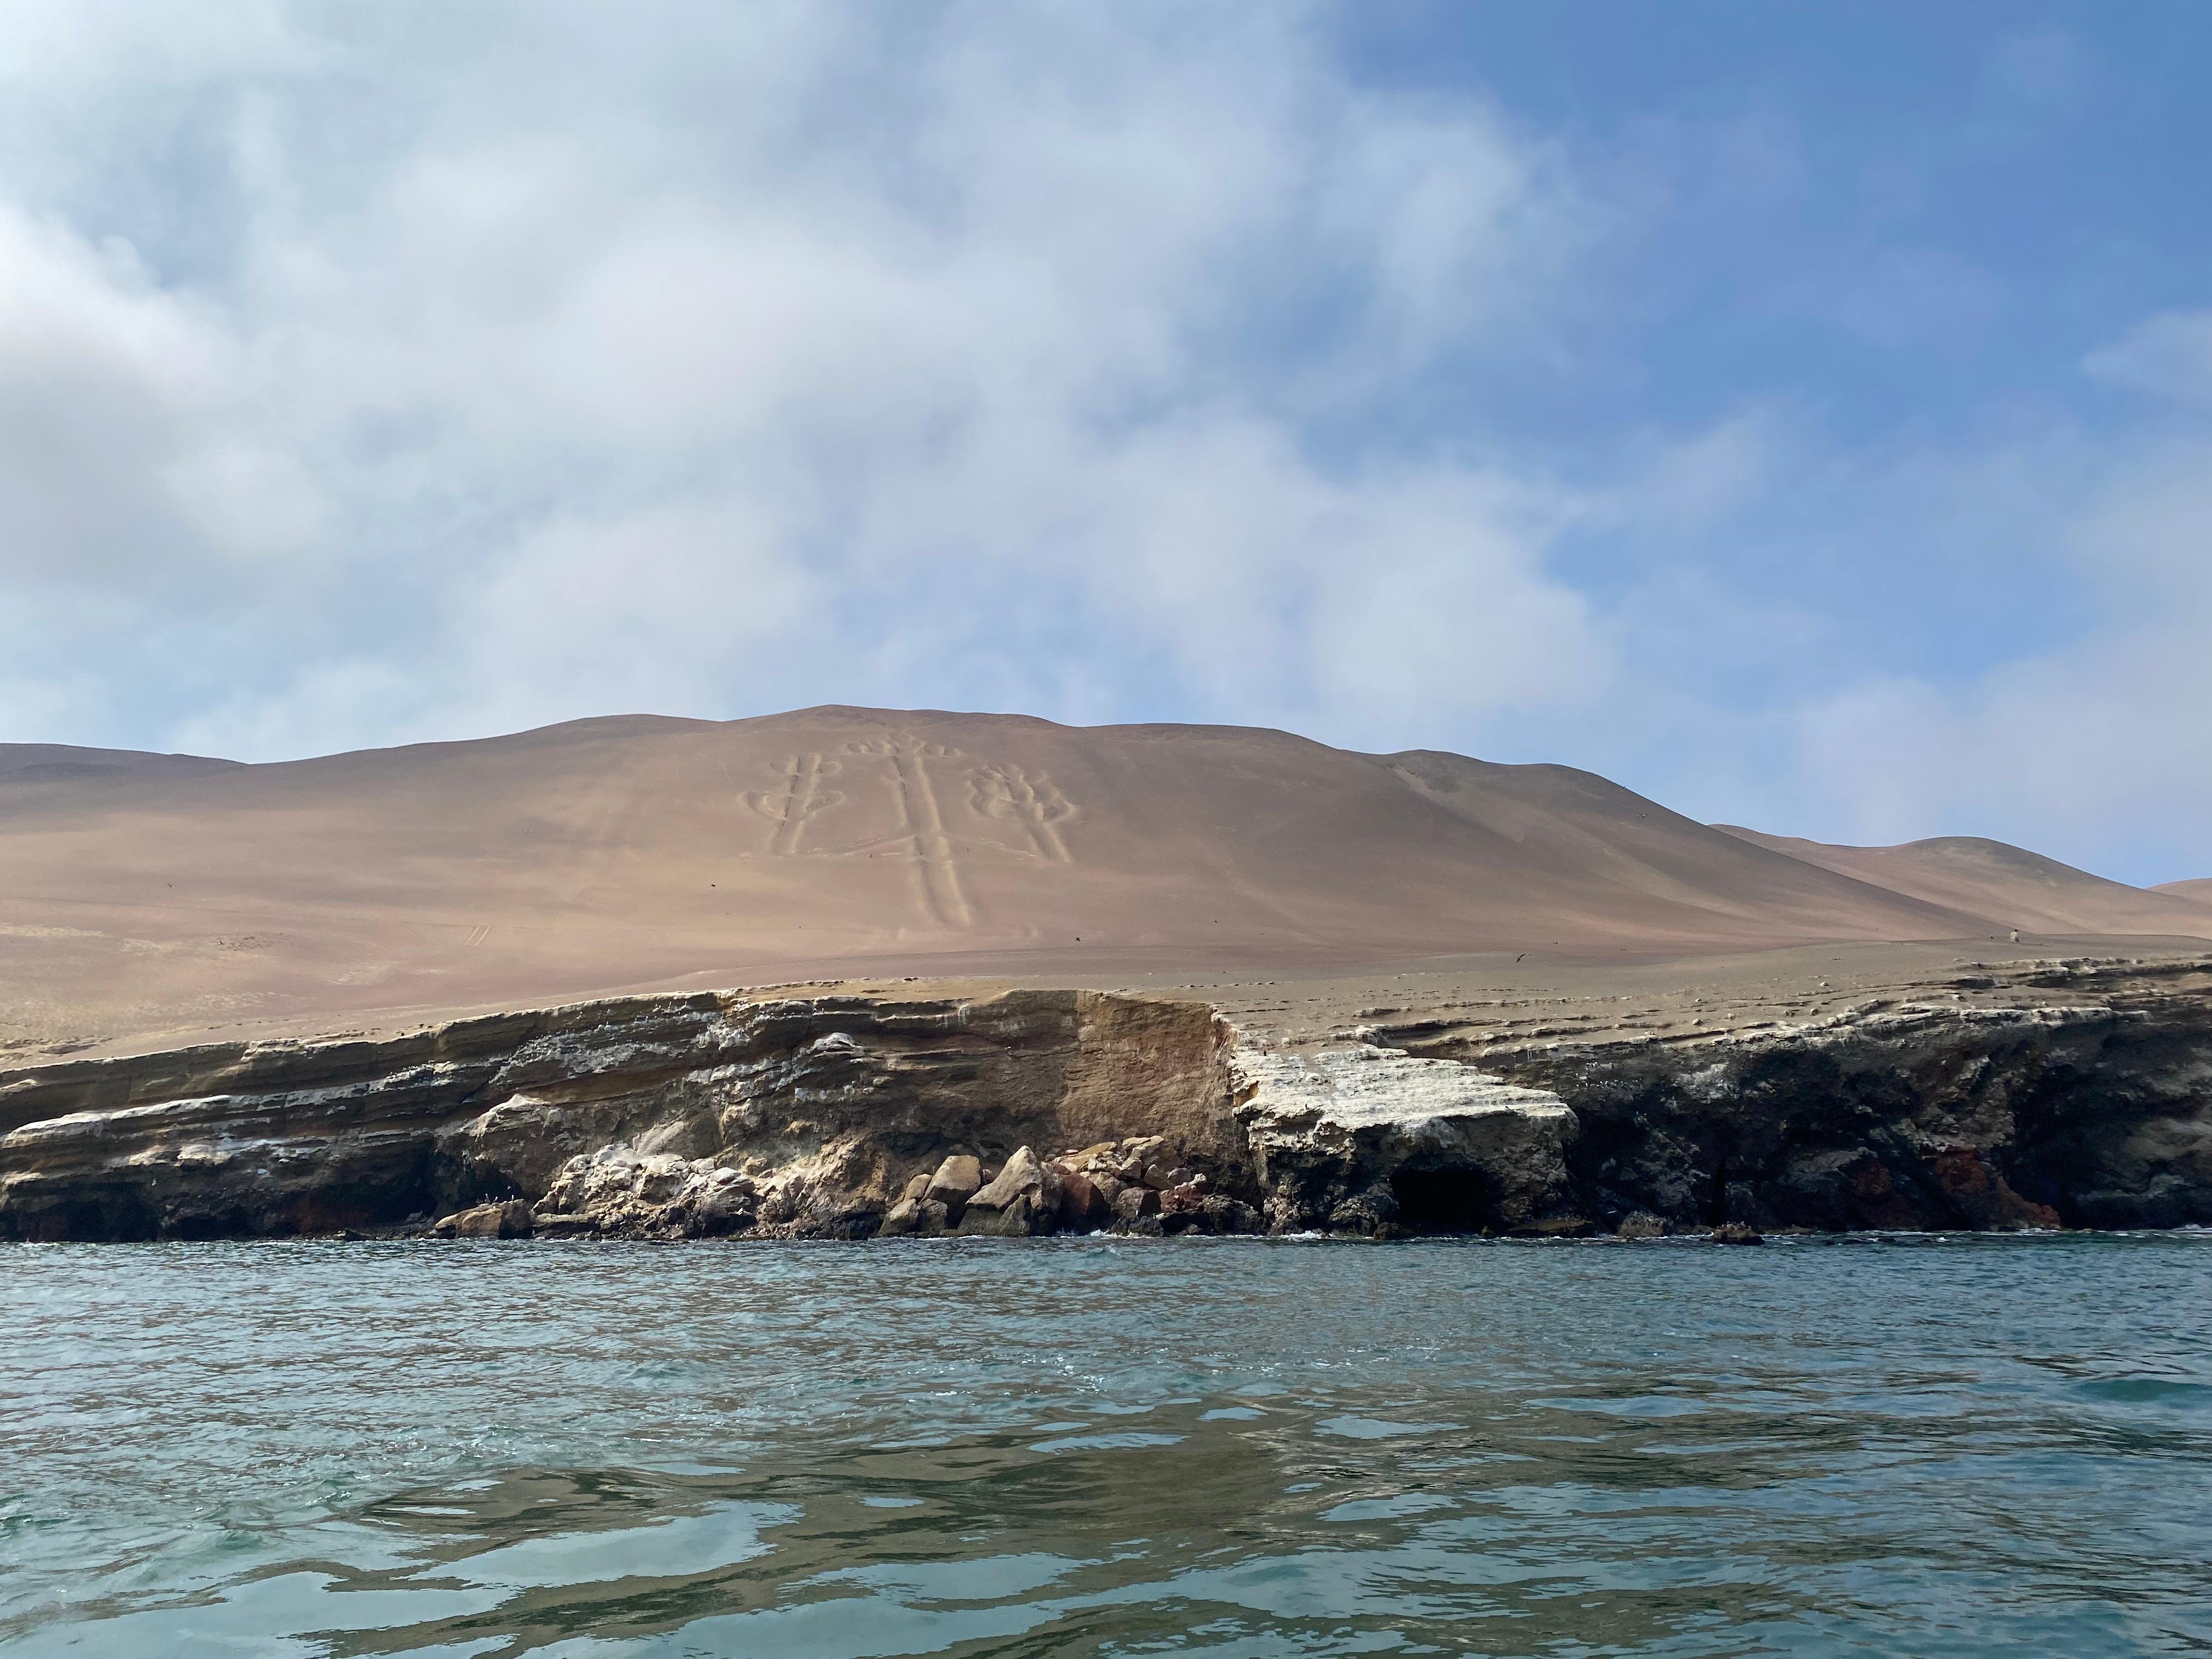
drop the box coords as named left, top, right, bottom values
left=3, top=1235, right=2209, bottom=1657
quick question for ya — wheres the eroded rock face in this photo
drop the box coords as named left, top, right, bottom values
left=1233, top=1045, right=1583, bottom=1235
left=3, top=958, right=2209, bottom=1240
left=0, top=989, right=1238, bottom=1242
left=1371, top=961, right=2212, bottom=1233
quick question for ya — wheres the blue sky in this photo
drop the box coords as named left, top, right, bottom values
left=2, top=3, right=2209, bottom=882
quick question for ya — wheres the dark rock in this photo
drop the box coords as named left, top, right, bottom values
left=1509, top=1215, right=1595, bottom=1238
left=1111, top=1184, right=1159, bottom=1223
left=1711, top=1222, right=1765, bottom=1245
left=1327, top=1184, right=1400, bottom=1235
left=1056, top=1169, right=1107, bottom=1229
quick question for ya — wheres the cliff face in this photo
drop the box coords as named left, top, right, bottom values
left=3, top=959, right=2208, bottom=1242
left=1357, top=957, right=2212, bottom=1233
left=0, top=989, right=1238, bottom=1242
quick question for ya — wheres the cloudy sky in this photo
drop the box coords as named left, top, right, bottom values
left=4, top=2, right=2209, bottom=882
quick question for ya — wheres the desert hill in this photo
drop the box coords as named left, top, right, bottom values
left=1714, top=827, right=2212, bottom=939
left=3, top=706, right=2205, bottom=1053
left=2156, top=877, right=2212, bottom=906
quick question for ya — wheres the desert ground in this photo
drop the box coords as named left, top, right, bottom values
left=4, top=706, right=2207, bottom=1060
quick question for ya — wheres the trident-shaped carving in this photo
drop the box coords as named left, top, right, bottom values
left=836, top=736, right=974, bottom=927
left=970, top=764, right=1075, bottom=862
left=743, top=753, right=844, bottom=855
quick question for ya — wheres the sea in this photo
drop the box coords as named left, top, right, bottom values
left=3, top=1233, right=2209, bottom=1657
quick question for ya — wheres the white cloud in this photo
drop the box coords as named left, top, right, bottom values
left=1779, top=437, right=2212, bottom=871
left=2085, top=310, right=2212, bottom=407
left=0, top=0, right=1610, bottom=760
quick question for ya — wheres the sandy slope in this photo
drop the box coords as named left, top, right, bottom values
left=3, top=706, right=2205, bottom=1054
left=2155, top=877, right=2212, bottom=906
left=1716, top=827, right=2212, bottom=938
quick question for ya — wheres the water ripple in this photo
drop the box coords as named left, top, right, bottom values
left=2, top=1235, right=2208, bottom=1656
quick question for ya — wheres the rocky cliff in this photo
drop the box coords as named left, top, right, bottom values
left=3, top=957, right=2208, bottom=1242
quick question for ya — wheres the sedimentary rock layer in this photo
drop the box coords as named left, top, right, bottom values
left=2, top=957, right=2207, bottom=1241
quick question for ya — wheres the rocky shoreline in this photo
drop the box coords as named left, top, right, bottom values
left=3, top=955, right=2208, bottom=1243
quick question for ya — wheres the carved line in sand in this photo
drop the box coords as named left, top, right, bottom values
left=862, top=737, right=972, bottom=927
left=743, top=752, right=845, bottom=856
left=741, top=737, right=1082, bottom=929
left=970, top=763, right=1075, bottom=863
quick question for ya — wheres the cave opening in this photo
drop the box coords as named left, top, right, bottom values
left=1389, top=1165, right=1499, bottom=1234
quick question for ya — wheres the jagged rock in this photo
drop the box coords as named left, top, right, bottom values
left=0, top=988, right=1237, bottom=1242
left=1111, top=1184, right=1159, bottom=1223
left=1113, top=1138, right=1166, bottom=1182
left=1159, top=1180, right=1222, bottom=1233
left=3, top=962, right=2209, bottom=1242
left=533, top=1148, right=759, bottom=1238
left=1711, top=1223, right=1765, bottom=1245
left=1236, top=1045, right=1582, bottom=1236
left=1327, top=1186, right=1400, bottom=1234
left=959, top=1146, right=1059, bottom=1235
left=1616, top=1211, right=1669, bottom=1239
left=432, top=1199, right=533, bottom=1239
left=971, top=1146, right=1055, bottom=1210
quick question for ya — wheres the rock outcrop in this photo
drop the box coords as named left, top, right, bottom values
left=1232, top=1045, right=1582, bottom=1235
left=2, top=957, right=2208, bottom=1241
left=0, top=988, right=1238, bottom=1242
left=1367, top=957, right=2212, bottom=1233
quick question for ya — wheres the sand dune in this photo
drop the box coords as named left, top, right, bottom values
left=2155, top=877, right=2212, bottom=906
left=1715, top=827, right=2212, bottom=939
left=3, top=706, right=2204, bottom=1053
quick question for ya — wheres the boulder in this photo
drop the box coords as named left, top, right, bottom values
left=1509, top=1216, right=1595, bottom=1238
left=431, top=1199, right=533, bottom=1239
left=532, top=1147, right=759, bottom=1238
left=684, top=1166, right=758, bottom=1235
left=1111, top=1184, right=1159, bottom=1223
left=900, top=1172, right=933, bottom=1203
left=1056, top=1169, right=1107, bottom=1229
left=960, top=1147, right=1059, bottom=1235
left=883, top=1194, right=955, bottom=1235
left=533, top=1211, right=599, bottom=1238
left=1327, top=1184, right=1400, bottom=1235
left=1711, top=1222, right=1765, bottom=1245
left=1159, top=1181, right=1208, bottom=1231
left=881, top=1195, right=928, bottom=1235
left=1113, top=1137, right=1167, bottom=1182
left=924, top=1154, right=984, bottom=1220
left=970, top=1147, right=1052, bottom=1209
left=959, top=1193, right=1042, bottom=1237
left=1616, top=1211, right=1669, bottom=1239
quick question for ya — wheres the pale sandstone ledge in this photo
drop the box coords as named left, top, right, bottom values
left=3, top=954, right=2210, bottom=1243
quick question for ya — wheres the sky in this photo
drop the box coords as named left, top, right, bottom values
left=3, top=1, right=2209, bottom=884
